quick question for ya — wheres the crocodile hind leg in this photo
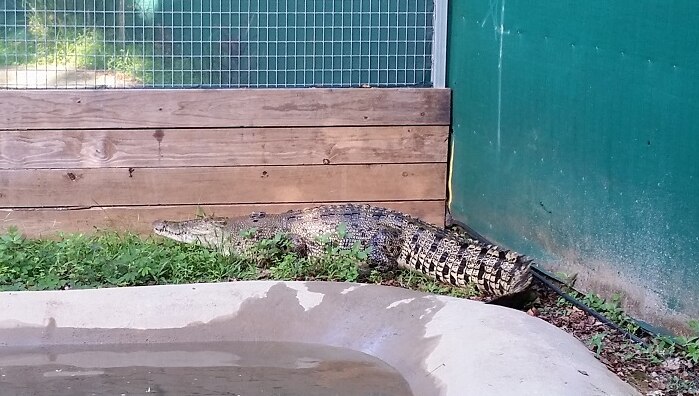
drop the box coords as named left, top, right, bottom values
left=363, top=226, right=403, bottom=273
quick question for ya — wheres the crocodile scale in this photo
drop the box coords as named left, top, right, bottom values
left=153, top=204, right=533, bottom=297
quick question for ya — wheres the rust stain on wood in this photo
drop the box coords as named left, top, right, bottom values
left=152, top=129, right=165, bottom=143
left=64, top=172, right=82, bottom=182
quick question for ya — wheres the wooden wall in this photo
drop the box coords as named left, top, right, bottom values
left=0, top=88, right=451, bottom=236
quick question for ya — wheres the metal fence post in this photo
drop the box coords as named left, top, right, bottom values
left=432, top=0, right=448, bottom=88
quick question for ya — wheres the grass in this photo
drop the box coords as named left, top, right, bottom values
left=0, top=228, right=259, bottom=291
left=0, top=27, right=152, bottom=83
left=1, top=24, right=237, bottom=87
left=0, top=227, right=471, bottom=300
left=386, top=269, right=477, bottom=298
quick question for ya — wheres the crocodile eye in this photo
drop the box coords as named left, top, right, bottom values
left=249, top=211, right=268, bottom=222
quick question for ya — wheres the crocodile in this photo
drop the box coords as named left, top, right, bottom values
left=152, top=204, right=533, bottom=297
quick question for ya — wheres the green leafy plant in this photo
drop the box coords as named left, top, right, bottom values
left=267, top=224, right=368, bottom=283
left=246, top=232, right=296, bottom=269
left=667, top=375, right=697, bottom=394
left=673, top=320, right=699, bottom=364
left=580, top=292, right=640, bottom=334
left=589, top=332, right=606, bottom=357
left=637, top=320, right=699, bottom=365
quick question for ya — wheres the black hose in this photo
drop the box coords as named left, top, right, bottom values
left=531, top=268, right=647, bottom=346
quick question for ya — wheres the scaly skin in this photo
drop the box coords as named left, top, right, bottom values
left=153, top=204, right=533, bottom=297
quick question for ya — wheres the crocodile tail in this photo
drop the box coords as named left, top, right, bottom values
left=501, top=258, right=534, bottom=296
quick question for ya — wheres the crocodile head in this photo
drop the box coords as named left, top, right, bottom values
left=152, top=212, right=284, bottom=253
left=152, top=217, right=232, bottom=247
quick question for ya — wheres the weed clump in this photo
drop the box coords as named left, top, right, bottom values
left=0, top=227, right=478, bottom=304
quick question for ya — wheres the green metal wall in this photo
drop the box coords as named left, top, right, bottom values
left=447, top=1, right=699, bottom=327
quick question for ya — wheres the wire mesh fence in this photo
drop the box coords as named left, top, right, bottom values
left=0, top=0, right=435, bottom=89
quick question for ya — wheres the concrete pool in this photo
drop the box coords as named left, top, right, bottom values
left=0, top=281, right=639, bottom=395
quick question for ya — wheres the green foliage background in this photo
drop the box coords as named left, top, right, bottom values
left=0, top=0, right=433, bottom=87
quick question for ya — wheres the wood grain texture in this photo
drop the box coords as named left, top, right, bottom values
left=0, top=201, right=446, bottom=236
left=0, top=164, right=447, bottom=207
left=0, top=126, right=449, bottom=169
left=0, top=88, right=451, bottom=130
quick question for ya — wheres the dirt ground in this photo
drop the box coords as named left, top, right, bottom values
left=529, top=280, right=698, bottom=396
left=0, top=66, right=141, bottom=88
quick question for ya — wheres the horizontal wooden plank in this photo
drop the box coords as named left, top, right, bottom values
left=0, top=88, right=451, bottom=130
left=0, top=126, right=449, bottom=169
left=0, top=164, right=447, bottom=207
left=0, top=201, right=446, bottom=236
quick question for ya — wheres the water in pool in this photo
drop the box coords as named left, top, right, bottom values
left=0, top=341, right=413, bottom=395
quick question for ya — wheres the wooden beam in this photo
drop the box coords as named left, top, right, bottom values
left=0, top=88, right=451, bottom=130
left=0, top=201, right=446, bottom=236
left=0, top=126, right=449, bottom=169
left=0, top=164, right=447, bottom=207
